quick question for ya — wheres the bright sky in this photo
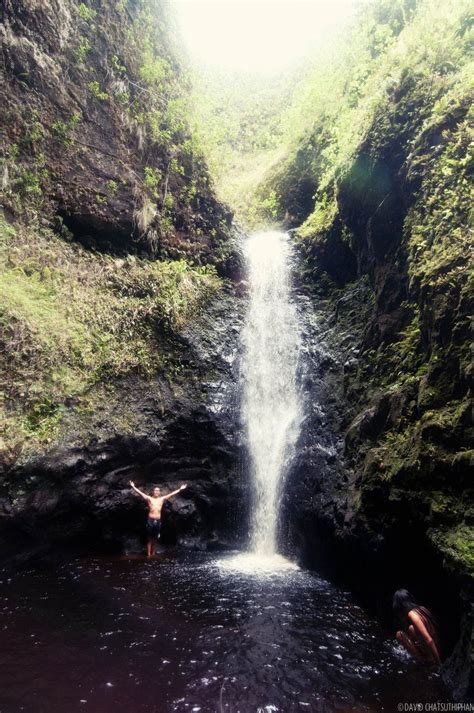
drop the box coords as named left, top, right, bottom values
left=171, top=0, right=360, bottom=74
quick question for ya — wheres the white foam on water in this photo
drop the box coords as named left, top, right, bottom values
left=216, top=552, right=299, bottom=576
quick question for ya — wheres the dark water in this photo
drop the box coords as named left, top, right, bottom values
left=0, top=551, right=445, bottom=713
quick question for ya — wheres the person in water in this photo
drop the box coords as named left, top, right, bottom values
left=393, top=589, right=441, bottom=665
left=130, top=481, right=187, bottom=557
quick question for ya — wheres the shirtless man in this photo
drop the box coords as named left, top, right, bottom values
left=130, top=481, right=187, bottom=557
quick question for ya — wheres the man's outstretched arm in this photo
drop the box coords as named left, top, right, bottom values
left=163, top=484, right=187, bottom=501
left=130, top=481, right=150, bottom=500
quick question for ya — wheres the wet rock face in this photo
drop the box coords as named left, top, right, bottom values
left=0, top=0, right=233, bottom=265
left=279, top=279, right=374, bottom=570
left=0, top=0, right=247, bottom=555
left=270, top=55, right=472, bottom=697
left=0, top=290, right=247, bottom=557
left=281, top=275, right=472, bottom=697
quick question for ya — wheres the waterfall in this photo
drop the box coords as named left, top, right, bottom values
left=241, top=231, right=302, bottom=557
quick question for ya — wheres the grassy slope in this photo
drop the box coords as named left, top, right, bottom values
left=0, top=212, right=220, bottom=460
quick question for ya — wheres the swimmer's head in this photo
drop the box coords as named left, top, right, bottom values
left=393, top=589, right=417, bottom=617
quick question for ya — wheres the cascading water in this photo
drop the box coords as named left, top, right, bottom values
left=241, top=230, right=303, bottom=558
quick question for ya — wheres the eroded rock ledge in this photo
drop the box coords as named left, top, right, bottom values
left=0, top=290, right=247, bottom=559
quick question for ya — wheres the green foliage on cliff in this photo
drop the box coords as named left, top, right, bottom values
left=193, top=0, right=472, bottom=235
left=0, top=212, right=221, bottom=457
left=1, top=0, right=231, bottom=262
left=429, top=525, right=474, bottom=578
left=0, top=0, right=235, bottom=462
left=268, top=0, right=473, bottom=228
left=405, top=112, right=472, bottom=293
left=264, top=0, right=472, bottom=396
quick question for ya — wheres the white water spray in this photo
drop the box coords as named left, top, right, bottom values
left=241, top=231, right=303, bottom=558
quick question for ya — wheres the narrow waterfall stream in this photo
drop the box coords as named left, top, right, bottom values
left=242, top=231, right=302, bottom=557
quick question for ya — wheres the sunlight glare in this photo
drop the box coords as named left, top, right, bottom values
left=172, top=0, right=359, bottom=73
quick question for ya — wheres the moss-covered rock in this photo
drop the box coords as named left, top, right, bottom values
left=0, top=288, right=247, bottom=557
left=0, top=0, right=246, bottom=552
left=0, top=0, right=234, bottom=265
left=272, top=0, right=472, bottom=698
left=429, top=526, right=474, bottom=581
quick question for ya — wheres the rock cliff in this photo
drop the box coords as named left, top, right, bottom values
left=268, top=0, right=472, bottom=698
left=0, top=0, right=234, bottom=264
left=0, top=0, right=244, bottom=556
left=0, top=290, right=246, bottom=559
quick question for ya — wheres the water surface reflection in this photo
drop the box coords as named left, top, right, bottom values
left=0, top=551, right=445, bottom=712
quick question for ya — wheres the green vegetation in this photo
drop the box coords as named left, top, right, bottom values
left=139, top=50, right=171, bottom=88
left=192, top=0, right=473, bottom=232
left=87, top=81, right=109, bottom=101
left=111, top=54, right=126, bottom=75
left=27, top=121, right=43, bottom=144
left=51, top=112, right=81, bottom=145
left=75, top=38, right=90, bottom=62
left=190, top=68, right=297, bottom=225
left=405, top=113, right=472, bottom=293
left=429, top=525, right=474, bottom=576
left=2, top=110, right=81, bottom=215
left=14, top=167, right=46, bottom=197
left=144, top=166, right=163, bottom=197
left=273, top=0, right=473, bottom=234
left=77, top=2, right=97, bottom=23
left=0, top=212, right=221, bottom=455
